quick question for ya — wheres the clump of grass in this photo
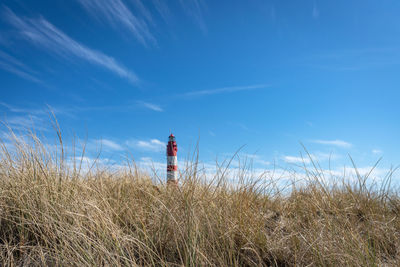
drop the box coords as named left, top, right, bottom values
left=0, top=124, right=399, bottom=266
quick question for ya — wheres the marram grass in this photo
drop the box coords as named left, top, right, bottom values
left=0, top=126, right=399, bottom=266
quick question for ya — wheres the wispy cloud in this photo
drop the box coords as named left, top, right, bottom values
left=152, top=0, right=172, bottom=24
left=131, top=0, right=154, bottom=26
left=182, top=84, right=270, bottom=97
left=1, top=114, right=48, bottom=131
left=138, top=156, right=166, bottom=171
left=97, top=139, right=124, bottom=151
left=283, top=152, right=340, bottom=164
left=311, top=139, right=352, bottom=148
left=372, top=149, right=383, bottom=155
left=284, top=155, right=311, bottom=164
left=300, top=47, right=400, bottom=72
left=0, top=102, right=69, bottom=118
left=0, top=102, right=73, bottom=132
left=3, top=7, right=138, bottom=84
left=312, top=152, right=341, bottom=162
left=137, top=101, right=163, bottom=112
left=312, top=2, right=320, bottom=19
left=126, top=138, right=165, bottom=152
left=179, top=0, right=207, bottom=33
left=76, top=0, right=155, bottom=46
left=240, top=153, right=270, bottom=166
left=0, top=50, right=42, bottom=84
left=1, top=102, right=43, bottom=115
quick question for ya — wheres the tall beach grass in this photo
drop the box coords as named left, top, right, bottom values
left=0, top=122, right=399, bottom=266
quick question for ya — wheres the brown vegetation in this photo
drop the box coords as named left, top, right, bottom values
left=0, top=127, right=399, bottom=266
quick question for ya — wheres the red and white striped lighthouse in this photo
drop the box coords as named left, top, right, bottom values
left=166, top=134, right=178, bottom=184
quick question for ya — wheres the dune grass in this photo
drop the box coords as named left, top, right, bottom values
left=0, top=125, right=399, bottom=266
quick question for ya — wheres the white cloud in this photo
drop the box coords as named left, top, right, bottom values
left=138, top=157, right=165, bottom=172
left=76, top=0, right=155, bottom=46
left=132, top=0, right=154, bottom=25
left=127, top=138, right=165, bottom=152
left=76, top=0, right=209, bottom=43
left=312, top=152, right=341, bottom=162
left=65, top=154, right=400, bottom=189
left=238, top=153, right=270, bottom=166
left=254, top=158, right=270, bottom=166
left=1, top=114, right=49, bottom=131
left=311, top=139, right=352, bottom=148
left=138, top=101, right=163, bottom=112
left=0, top=103, right=71, bottom=132
left=284, top=155, right=311, bottom=164
left=0, top=50, right=42, bottom=84
left=372, top=149, right=383, bottom=155
left=98, top=139, right=123, bottom=151
left=3, top=7, right=138, bottom=84
left=152, top=0, right=172, bottom=23
left=179, top=0, right=207, bottom=33
left=182, top=84, right=270, bottom=97
left=0, top=102, right=52, bottom=115
left=326, top=166, right=394, bottom=182
left=283, top=152, right=341, bottom=165
left=312, top=3, right=320, bottom=19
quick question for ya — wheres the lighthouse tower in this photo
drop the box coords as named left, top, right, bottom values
left=166, top=134, right=178, bottom=184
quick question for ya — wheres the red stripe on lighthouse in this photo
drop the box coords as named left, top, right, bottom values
left=167, top=165, right=178, bottom=171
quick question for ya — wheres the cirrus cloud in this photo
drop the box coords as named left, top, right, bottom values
left=126, top=138, right=165, bottom=152
left=3, top=7, right=139, bottom=84
left=311, top=139, right=352, bottom=148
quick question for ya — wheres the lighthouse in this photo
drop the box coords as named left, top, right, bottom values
left=166, top=134, right=178, bottom=184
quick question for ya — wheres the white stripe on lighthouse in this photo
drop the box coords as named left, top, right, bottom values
left=167, top=156, right=177, bottom=166
left=167, top=171, right=178, bottom=181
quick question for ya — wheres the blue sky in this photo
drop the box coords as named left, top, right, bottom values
left=0, top=0, right=399, bottom=181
